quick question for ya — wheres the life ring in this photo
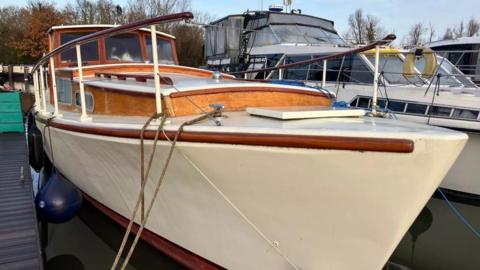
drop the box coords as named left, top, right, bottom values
left=403, top=47, right=438, bottom=79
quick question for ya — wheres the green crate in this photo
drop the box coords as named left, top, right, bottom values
left=0, top=92, right=24, bottom=133
left=0, top=123, right=24, bottom=133
left=0, top=92, right=21, bottom=103
left=0, top=112, right=23, bottom=123
left=0, top=102, right=22, bottom=112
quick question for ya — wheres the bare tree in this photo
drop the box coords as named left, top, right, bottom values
left=467, top=18, right=480, bottom=37
left=443, top=27, right=454, bottom=40
left=125, top=0, right=190, bottom=25
left=364, top=14, right=384, bottom=43
left=427, top=22, right=435, bottom=43
left=347, top=9, right=366, bottom=44
left=406, top=23, right=426, bottom=46
left=454, top=20, right=465, bottom=38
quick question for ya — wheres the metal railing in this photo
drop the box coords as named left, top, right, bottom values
left=228, top=34, right=396, bottom=76
left=31, top=12, right=193, bottom=121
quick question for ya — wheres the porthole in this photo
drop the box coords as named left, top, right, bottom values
left=75, top=92, right=94, bottom=112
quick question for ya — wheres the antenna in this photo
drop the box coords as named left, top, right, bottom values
left=258, top=0, right=264, bottom=10
left=283, top=0, right=293, bottom=12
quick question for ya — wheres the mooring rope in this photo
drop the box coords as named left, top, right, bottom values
left=111, top=112, right=166, bottom=269
left=437, top=188, right=480, bottom=239
left=111, top=108, right=224, bottom=270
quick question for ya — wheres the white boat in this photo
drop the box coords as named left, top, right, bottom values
left=428, top=36, right=480, bottom=84
left=31, top=13, right=467, bottom=270
left=205, top=9, right=480, bottom=198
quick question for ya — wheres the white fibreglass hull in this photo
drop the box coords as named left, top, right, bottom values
left=334, top=84, right=480, bottom=196
left=37, top=120, right=465, bottom=270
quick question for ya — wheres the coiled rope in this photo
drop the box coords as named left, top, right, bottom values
left=111, top=107, right=224, bottom=270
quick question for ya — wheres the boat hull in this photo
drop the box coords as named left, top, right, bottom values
left=37, top=120, right=465, bottom=270
left=335, top=85, right=480, bottom=197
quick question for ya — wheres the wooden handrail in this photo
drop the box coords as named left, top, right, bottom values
left=229, top=34, right=397, bottom=75
left=31, top=12, right=194, bottom=73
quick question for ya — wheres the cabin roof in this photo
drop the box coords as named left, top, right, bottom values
left=428, top=36, right=480, bottom=47
left=48, top=24, right=176, bottom=39
left=209, top=10, right=335, bottom=29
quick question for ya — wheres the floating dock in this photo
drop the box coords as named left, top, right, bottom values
left=0, top=133, right=43, bottom=270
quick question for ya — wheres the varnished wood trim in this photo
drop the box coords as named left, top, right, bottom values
left=64, top=64, right=234, bottom=79
left=43, top=120, right=414, bottom=153
left=82, top=193, right=223, bottom=270
left=94, top=72, right=174, bottom=85
left=169, top=87, right=331, bottom=98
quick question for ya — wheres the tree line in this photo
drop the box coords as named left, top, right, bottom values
left=344, top=8, right=480, bottom=46
left=0, top=0, right=211, bottom=66
left=1, top=3, right=479, bottom=66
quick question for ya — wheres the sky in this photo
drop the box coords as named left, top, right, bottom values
left=2, top=0, right=479, bottom=42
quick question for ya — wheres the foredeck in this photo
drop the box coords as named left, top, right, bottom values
left=0, top=133, right=43, bottom=270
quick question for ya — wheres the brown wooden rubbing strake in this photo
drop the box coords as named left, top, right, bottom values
left=39, top=120, right=414, bottom=153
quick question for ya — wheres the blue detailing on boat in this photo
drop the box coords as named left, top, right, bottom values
left=270, top=80, right=309, bottom=87
left=35, top=170, right=82, bottom=223
left=332, top=101, right=348, bottom=108
left=437, top=188, right=480, bottom=239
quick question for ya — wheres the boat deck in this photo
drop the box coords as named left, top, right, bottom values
left=0, top=133, right=43, bottom=270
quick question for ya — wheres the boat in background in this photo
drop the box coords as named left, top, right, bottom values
left=204, top=8, right=480, bottom=198
left=428, top=37, right=480, bottom=85
left=31, top=12, right=467, bottom=270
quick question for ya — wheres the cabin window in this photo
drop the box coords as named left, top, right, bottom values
left=270, top=25, right=345, bottom=45
left=357, top=97, right=370, bottom=108
left=429, top=106, right=452, bottom=117
left=60, top=32, right=99, bottom=62
left=271, top=25, right=309, bottom=44
left=452, top=109, right=479, bottom=120
left=106, top=34, right=142, bottom=62
left=387, top=101, right=406, bottom=112
left=405, top=103, right=428, bottom=114
left=350, top=97, right=359, bottom=107
left=377, top=98, right=387, bottom=109
left=251, top=27, right=279, bottom=47
left=55, top=77, right=72, bottom=104
left=308, top=55, right=373, bottom=84
left=75, top=92, right=94, bottom=112
left=284, top=56, right=310, bottom=80
left=145, top=36, right=175, bottom=64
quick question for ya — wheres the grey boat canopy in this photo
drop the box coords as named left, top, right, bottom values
left=205, top=10, right=346, bottom=61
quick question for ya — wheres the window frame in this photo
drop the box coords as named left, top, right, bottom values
left=74, top=91, right=95, bottom=112
left=104, top=32, right=144, bottom=64
left=350, top=95, right=480, bottom=121
left=142, top=33, right=178, bottom=65
left=54, top=29, right=103, bottom=68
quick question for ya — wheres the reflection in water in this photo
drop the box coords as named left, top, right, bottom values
left=33, top=170, right=184, bottom=270
left=45, top=255, right=84, bottom=270
left=389, top=196, right=480, bottom=270
left=408, top=207, right=433, bottom=266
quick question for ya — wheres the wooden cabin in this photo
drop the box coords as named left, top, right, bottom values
left=46, top=25, right=332, bottom=118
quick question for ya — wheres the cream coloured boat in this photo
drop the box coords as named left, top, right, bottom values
left=31, top=13, right=467, bottom=270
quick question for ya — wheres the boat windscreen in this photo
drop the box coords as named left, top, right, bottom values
left=270, top=25, right=345, bottom=45
left=105, top=33, right=142, bottom=62
left=145, top=36, right=175, bottom=64
left=60, top=32, right=99, bottom=63
left=268, top=13, right=336, bottom=32
left=366, top=54, right=426, bottom=85
left=415, top=56, right=477, bottom=87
